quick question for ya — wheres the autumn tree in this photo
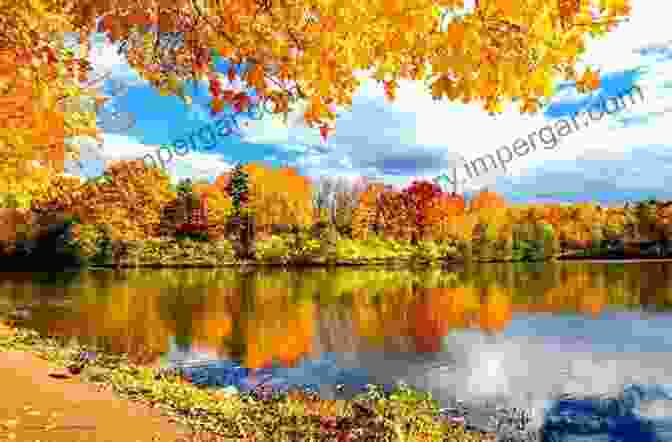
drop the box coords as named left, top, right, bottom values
left=2, top=0, right=632, bottom=240
left=401, top=180, right=443, bottom=243
left=469, top=189, right=507, bottom=211
left=0, top=47, right=99, bottom=206
left=55, top=0, right=631, bottom=141
left=67, top=160, right=175, bottom=241
left=602, top=207, right=626, bottom=241
left=191, top=181, right=233, bottom=240
left=312, top=175, right=337, bottom=222
left=30, top=173, right=86, bottom=214
left=352, top=182, right=386, bottom=240
left=332, top=177, right=367, bottom=237
left=635, top=199, right=659, bottom=241
left=656, top=203, right=672, bottom=242
left=426, top=192, right=466, bottom=242
left=468, top=189, right=508, bottom=257
left=0, top=1, right=104, bottom=194
left=239, top=162, right=314, bottom=235
left=377, top=189, right=414, bottom=241
left=225, top=163, right=251, bottom=216
left=311, top=175, right=369, bottom=234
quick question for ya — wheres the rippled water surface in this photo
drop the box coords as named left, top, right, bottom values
left=2, top=261, right=672, bottom=441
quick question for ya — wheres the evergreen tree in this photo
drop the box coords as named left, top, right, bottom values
left=225, top=162, right=255, bottom=259
left=226, top=163, right=250, bottom=215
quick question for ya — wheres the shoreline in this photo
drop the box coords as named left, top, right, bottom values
left=0, top=322, right=514, bottom=442
left=80, top=255, right=672, bottom=269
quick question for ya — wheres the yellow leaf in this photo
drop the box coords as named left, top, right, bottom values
left=166, top=73, right=179, bottom=90
left=543, top=77, right=555, bottom=98
left=588, top=70, right=601, bottom=90
left=387, top=0, right=403, bottom=15
left=430, top=79, right=444, bottom=99
left=446, top=22, right=465, bottom=48
left=497, top=0, right=516, bottom=16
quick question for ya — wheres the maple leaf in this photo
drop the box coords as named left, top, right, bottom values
left=0, top=0, right=629, bottom=140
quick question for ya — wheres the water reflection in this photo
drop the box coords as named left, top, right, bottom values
left=2, top=262, right=672, bottom=439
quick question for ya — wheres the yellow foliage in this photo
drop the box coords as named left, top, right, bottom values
left=68, top=160, right=175, bottom=240
left=55, top=0, right=631, bottom=139
left=239, top=162, right=314, bottom=234
left=192, top=183, right=234, bottom=240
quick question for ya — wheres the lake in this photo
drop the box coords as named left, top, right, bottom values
left=2, top=261, right=672, bottom=441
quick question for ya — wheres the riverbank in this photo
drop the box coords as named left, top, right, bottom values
left=0, top=321, right=501, bottom=442
left=5, top=214, right=672, bottom=269
left=0, top=348, right=202, bottom=442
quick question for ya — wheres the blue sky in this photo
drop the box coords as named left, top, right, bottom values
left=65, top=0, right=672, bottom=205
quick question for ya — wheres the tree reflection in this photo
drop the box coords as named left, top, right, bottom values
left=6, top=262, right=672, bottom=370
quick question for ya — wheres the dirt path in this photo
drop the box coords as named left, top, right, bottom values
left=0, top=349, right=214, bottom=442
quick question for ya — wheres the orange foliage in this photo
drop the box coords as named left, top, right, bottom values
left=410, top=289, right=454, bottom=352
left=70, top=160, right=175, bottom=240
left=351, top=183, right=386, bottom=240
left=469, top=189, right=507, bottom=211
left=478, top=288, right=512, bottom=333
left=244, top=292, right=315, bottom=369
left=377, top=190, right=413, bottom=240
left=191, top=182, right=233, bottom=240
left=350, top=288, right=391, bottom=344
left=427, top=193, right=466, bottom=241
left=0, top=208, right=33, bottom=245
left=216, top=163, right=314, bottom=236
left=53, top=287, right=171, bottom=365
left=576, top=288, right=607, bottom=318
left=0, top=45, right=103, bottom=182
left=30, top=174, right=86, bottom=214
left=190, top=289, right=235, bottom=356
left=214, top=172, right=232, bottom=192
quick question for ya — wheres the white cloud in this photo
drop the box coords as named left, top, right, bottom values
left=99, top=134, right=233, bottom=183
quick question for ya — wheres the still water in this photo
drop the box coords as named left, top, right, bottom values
left=2, top=261, right=672, bottom=440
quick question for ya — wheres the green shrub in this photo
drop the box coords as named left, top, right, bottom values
left=255, top=234, right=291, bottom=261
left=335, top=238, right=361, bottom=260
left=70, top=232, right=235, bottom=267
left=71, top=223, right=113, bottom=265
left=413, top=240, right=442, bottom=260
left=73, top=223, right=106, bottom=259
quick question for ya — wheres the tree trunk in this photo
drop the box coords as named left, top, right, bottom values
left=230, top=214, right=256, bottom=260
